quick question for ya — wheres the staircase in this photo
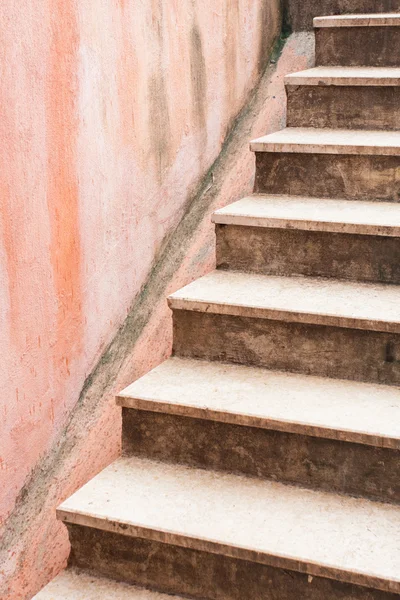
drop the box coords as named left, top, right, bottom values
left=35, top=13, right=400, bottom=600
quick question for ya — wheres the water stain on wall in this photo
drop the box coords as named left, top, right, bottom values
left=189, top=22, right=207, bottom=133
left=258, top=0, right=281, bottom=72
left=224, top=0, right=239, bottom=114
left=148, top=0, right=172, bottom=181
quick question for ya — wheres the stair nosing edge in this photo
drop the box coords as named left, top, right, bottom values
left=168, top=294, right=400, bottom=335
left=212, top=212, right=400, bottom=237
left=116, top=393, right=400, bottom=450
left=56, top=507, right=400, bottom=595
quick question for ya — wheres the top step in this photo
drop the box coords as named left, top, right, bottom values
left=314, top=13, right=400, bottom=27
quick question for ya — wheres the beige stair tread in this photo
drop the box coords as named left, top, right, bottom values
left=314, top=13, right=400, bottom=28
left=118, top=357, right=400, bottom=449
left=57, top=456, right=400, bottom=593
left=168, top=270, right=400, bottom=334
left=212, top=194, right=400, bottom=236
left=250, top=127, right=400, bottom=155
left=33, top=568, right=185, bottom=599
left=285, top=66, right=400, bottom=86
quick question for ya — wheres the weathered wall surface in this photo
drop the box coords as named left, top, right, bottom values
left=285, top=0, right=399, bottom=31
left=0, top=0, right=314, bottom=596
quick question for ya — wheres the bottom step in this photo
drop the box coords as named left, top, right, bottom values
left=33, top=568, right=188, bottom=600
left=57, top=456, right=400, bottom=595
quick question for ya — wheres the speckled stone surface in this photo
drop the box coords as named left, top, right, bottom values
left=169, top=270, right=400, bottom=333
left=57, top=456, right=400, bottom=593
left=33, top=568, right=187, bottom=599
left=213, top=195, right=400, bottom=236
left=285, top=66, right=400, bottom=86
left=314, top=14, right=400, bottom=27
left=250, top=128, right=400, bottom=155
left=118, top=357, right=400, bottom=449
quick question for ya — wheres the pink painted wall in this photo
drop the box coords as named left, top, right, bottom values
left=0, top=0, right=314, bottom=596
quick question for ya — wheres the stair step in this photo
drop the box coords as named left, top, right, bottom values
left=314, top=14, right=400, bottom=68
left=285, top=66, right=400, bottom=86
left=57, top=456, right=400, bottom=594
left=33, top=568, right=186, bottom=599
left=250, top=127, right=400, bottom=155
left=285, top=68, right=400, bottom=131
left=118, top=357, right=400, bottom=450
left=213, top=194, right=400, bottom=236
left=314, top=13, right=400, bottom=28
left=168, top=270, right=400, bottom=334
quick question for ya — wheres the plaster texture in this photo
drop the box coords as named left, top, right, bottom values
left=0, top=4, right=316, bottom=598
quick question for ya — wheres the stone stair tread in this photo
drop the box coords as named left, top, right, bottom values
left=250, top=127, right=400, bottom=155
left=212, top=194, right=400, bottom=236
left=57, top=456, right=400, bottom=593
left=33, top=568, right=185, bottom=599
left=285, top=66, right=400, bottom=86
left=168, top=270, right=400, bottom=333
left=118, top=357, right=400, bottom=448
left=118, top=357, right=400, bottom=449
left=314, top=13, right=400, bottom=28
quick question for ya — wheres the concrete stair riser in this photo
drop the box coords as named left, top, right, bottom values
left=216, top=225, right=400, bottom=284
left=315, top=27, right=400, bottom=67
left=122, top=408, right=400, bottom=503
left=254, top=153, right=400, bottom=201
left=172, top=310, right=400, bottom=385
left=286, top=86, right=400, bottom=130
left=66, top=525, right=398, bottom=600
